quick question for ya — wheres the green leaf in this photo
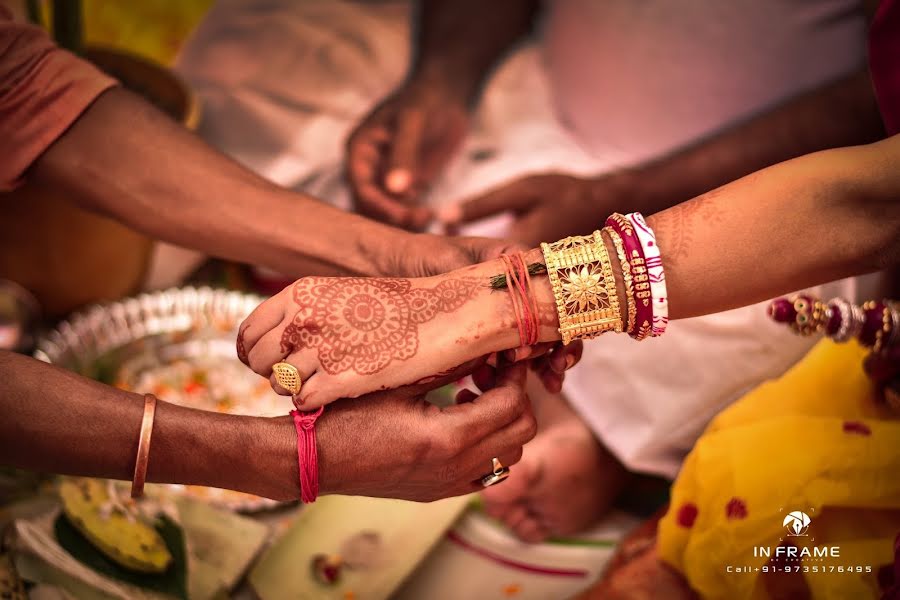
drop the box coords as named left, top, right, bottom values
left=54, top=513, right=188, bottom=599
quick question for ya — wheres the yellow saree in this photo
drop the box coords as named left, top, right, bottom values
left=658, top=340, right=900, bottom=599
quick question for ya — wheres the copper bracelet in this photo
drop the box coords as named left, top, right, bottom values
left=131, top=393, right=158, bottom=499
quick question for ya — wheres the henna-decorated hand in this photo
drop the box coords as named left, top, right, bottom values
left=379, top=234, right=585, bottom=393
left=238, top=253, right=566, bottom=408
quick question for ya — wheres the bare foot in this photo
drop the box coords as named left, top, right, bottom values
left=481, top=376, right=628, bottom=542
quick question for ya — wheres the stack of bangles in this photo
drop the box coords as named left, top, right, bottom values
left=768, top=295, right=900, bottom=354
left=538, top=212, right=668, bottom=344
left=768, top=295, right=900, bottom=410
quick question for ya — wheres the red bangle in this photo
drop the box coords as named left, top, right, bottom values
left=291, top=407, right=324, bottom=503
left=606, top=214, right=651, bottom=339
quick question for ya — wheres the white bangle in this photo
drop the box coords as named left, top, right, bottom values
left=627, top=212, right=668, bottom=337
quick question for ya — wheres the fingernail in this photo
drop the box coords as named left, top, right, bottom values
left=565, top=354, right=576, bottom=370
left=411, top=206, right=434, bottom=230
left=385, top=169, right=411, bottom=194
left=542, top=371, right=562, bottom=393
left=437, top=204, right=462, bottom=224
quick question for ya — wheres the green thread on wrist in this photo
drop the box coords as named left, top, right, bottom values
left=489, top=262, right=547, bottom=289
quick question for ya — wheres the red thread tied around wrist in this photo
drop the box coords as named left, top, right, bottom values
left=291, top=406, right=324, bottom=503
left=502, top=253, right=539, bottom=347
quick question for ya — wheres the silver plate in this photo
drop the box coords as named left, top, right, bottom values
left=36, top=286, right=294, bottom=512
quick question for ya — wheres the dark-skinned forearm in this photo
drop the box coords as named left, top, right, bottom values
left=648, top=137, right=900, bottom=318
left=29, top=87, right=410, bottom=278
left=608, top=69, right=886, bottom=216
left=0, top=351, right=298, bottom=500
left=411, top=0, right=538, bottom=104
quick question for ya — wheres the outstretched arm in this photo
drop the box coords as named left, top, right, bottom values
left=449, top=69, right=886, bottom=246
left=1, top=350, right=297, bottom=501
left=0, top=351, right=536, bottom=502
left=29, top=87, right=421, bottom=278
left=0, top=12, right=510, bottom=279
left=242, top=135, right=900, bottom=408
left=651, top=135, right=899, bottom=318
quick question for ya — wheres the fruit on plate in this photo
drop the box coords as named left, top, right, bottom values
left=59, top=478, right=172, bottom=573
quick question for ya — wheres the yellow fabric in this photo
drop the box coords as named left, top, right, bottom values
left=658, top=340, right=900, bottom=600
left=82, top=0, right=213, bottom=65
left=30, top=0, right=213, bottom=66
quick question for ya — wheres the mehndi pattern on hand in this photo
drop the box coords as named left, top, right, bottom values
left=281, top=277, right=480, bottom=377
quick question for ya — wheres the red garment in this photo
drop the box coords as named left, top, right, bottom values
left=870, top=0, right=900, bottom=135
left=0, top=6, right=117, bottom=190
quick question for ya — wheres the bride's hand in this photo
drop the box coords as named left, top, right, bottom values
left=237, top=254, right=565, bottom=409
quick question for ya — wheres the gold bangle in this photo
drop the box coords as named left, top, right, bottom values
left=604, top=226, right=635, bottom=335
left=540, top=230, right=623, bottom=344
left=874, top=302, right=892, bottom=354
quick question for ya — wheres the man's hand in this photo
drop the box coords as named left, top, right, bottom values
left=316, top=362, right=536, bottom=502
left=441, top=173, right=633, bottom=246
left=346, top=82, right=469, bottom=230
left=386, top=233, right=521, bottom=279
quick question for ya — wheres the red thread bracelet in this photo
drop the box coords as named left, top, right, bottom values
left=291, top=406, right=324, bottom=503
left=517, top=253, right=540, bottom=345
left=502, top=254, right=526, bottom=346
left=502, top=253, right=539, bottom=347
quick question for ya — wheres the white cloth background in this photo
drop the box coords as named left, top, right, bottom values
left=174, top=0, right=877, bottom=478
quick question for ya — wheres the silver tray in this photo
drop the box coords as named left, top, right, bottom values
left=36, top=287, right=294, bottom=512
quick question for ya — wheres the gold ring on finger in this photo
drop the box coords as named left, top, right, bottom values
left=273, top=362, right=302, bottom=395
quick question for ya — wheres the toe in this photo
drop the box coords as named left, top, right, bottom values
left=481, top=450, right=539, bottom=507
left=502, top=504, right=530, bottom=531
left=513, top=516, right=550, bottom=544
